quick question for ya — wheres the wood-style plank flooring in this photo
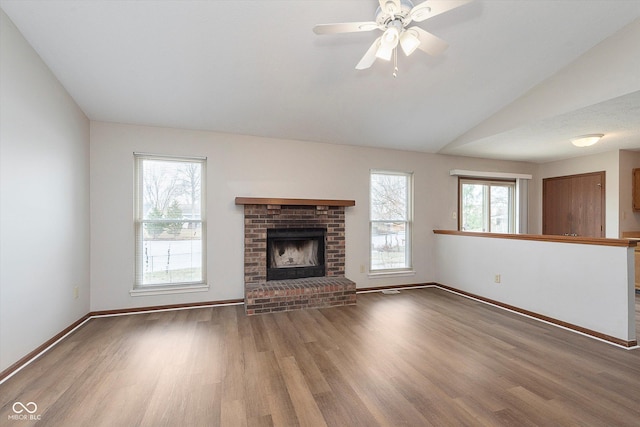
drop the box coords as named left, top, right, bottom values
left=1, top=288, right=640, bottom=426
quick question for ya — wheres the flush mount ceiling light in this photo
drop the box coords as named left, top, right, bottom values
left=570, top=134, right=604, bottom=147
left=313, top=0, right=473, bottom=77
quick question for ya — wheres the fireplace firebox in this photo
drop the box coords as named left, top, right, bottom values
left=267, top=228, right=325, bottom=280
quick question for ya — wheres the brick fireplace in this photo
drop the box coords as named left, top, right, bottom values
left=235, top=197, right=356, bottom=315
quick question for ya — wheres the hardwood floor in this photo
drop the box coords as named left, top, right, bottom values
left=2, top=288, right=640, bottom=426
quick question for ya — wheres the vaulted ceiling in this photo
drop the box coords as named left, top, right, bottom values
left=2, top=0, right=639, bottom=163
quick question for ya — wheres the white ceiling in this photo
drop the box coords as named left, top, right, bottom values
left=2, top=0, right=640, bottom=163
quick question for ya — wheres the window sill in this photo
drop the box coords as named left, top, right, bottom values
left=130, top=283, right=209, bottom=297
left=368, top=270, right=416, bottom=279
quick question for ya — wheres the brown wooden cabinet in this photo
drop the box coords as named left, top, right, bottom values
left=633, top=168, right=640, bottom=211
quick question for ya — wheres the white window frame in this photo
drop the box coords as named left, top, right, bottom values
left=132, top=153, right=207, bottom=295
left=369, top=170, right=414, bottom=275
left=459, top=178, right=516, bottom=233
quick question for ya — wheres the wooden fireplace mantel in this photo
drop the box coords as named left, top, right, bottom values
left=235, top=197, right=355, bottom=207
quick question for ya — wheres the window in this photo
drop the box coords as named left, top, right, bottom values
left=370, top=170, right=413, bottom=272
left=134, top=154, right=206, bottom=288
left=459, top=178, right=515, bottom=233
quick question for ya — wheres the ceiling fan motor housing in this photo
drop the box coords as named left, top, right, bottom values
left=375, top=0, right=415, bottom=29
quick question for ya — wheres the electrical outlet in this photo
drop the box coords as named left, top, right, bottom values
left=494, top=274, right=501, bottom=284
left=360, top=264, right=365, bottom=273
left=74, top=286, right=79, bottom=299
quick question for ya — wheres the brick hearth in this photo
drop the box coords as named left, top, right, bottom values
left=236, top=198, right=356, bottom=315
left=245, top=277, right=356, bottom=315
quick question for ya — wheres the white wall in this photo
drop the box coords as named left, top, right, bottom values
left=535, top=150, right=620, bottom=237
left=89, top=121, right=537, bottom=311
left=0, top=10, right=90, bottom=372
left=435, top=233, right=636, bottom=342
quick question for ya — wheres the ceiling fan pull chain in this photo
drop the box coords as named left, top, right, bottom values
left=393, top=47, right=398, bottom=78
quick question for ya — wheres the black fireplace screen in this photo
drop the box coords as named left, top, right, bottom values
left=267, top=228, right=325, bottom=280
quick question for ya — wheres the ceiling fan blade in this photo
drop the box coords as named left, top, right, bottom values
left=411, top=27, right=449, bottom=56
left=313, top=21, right=379, bottom=35
left=379, top=0, right=402, bottom=15
left=410, top=0, right=473, bottom=22
left=355, top=37, right=382, bottom=70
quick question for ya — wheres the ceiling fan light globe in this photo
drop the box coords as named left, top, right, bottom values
left=375, top=44, right=394, bottom=61
left=400, top=30, right=420, bottom=56
left=382, top=26, right=399, bottom=44
left=376, top=27, right=399, bottom=60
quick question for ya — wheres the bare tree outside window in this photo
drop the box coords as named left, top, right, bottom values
left=143, top=161, right=180, bottom=214
left=371, top=173, right=407, bottom=221
left=178, top=162, right=201, bottom=223
left=370, top=171, right=412, bottom=271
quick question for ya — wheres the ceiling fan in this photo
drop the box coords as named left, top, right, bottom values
left=313, top=0, right=472, bottom=76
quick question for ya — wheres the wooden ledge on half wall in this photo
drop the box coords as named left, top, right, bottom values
left=433, top=229, right=637, bottom=248
left=235, top=197, right=355, bottom=207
